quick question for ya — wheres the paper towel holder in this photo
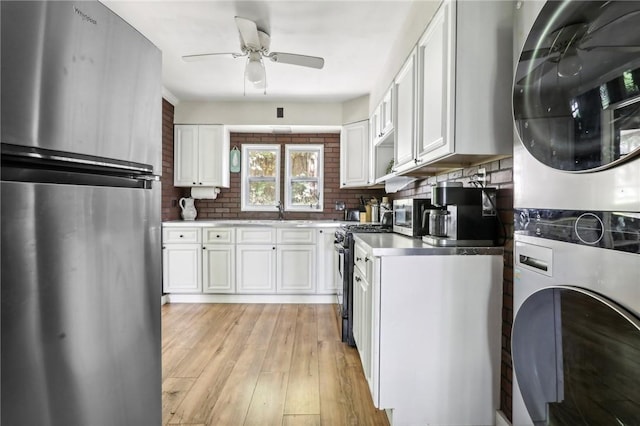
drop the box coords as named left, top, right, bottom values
left=191, top=186, right=221, bottom=200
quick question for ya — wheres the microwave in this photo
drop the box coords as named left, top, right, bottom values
left=392, top=198, right=433, bottom=237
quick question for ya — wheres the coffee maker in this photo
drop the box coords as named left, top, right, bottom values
left=422, top=182, right=498, bottom=246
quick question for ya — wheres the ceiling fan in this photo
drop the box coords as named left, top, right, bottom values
left=183, top=17, right=325, bottom=90
left=517, top=10, right=640, bottom=86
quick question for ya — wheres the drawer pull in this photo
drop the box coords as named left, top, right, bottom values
left=216, top=235, right=221, bottom=238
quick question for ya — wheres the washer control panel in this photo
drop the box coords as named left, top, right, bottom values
left=514, top=209, right=640, bottom=254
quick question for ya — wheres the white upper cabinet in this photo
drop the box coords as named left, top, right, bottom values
left=340, top=120, right=371, bottom=188
left=372, top=86, right=394, bottom=145
left=414, top=0, right=513, bottom=167
left=174, top=124, right=230, bottom=188
left=417, top=1, right=451, bottom=161
left=393, top=48, right=417, bottom=173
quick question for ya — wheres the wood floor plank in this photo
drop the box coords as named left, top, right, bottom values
left=284, top=317, right=320, bottom=415
left=162, top=377, right=195, bottom=423
left=243, top=372, right=289, bottom=426
left=282, top=414, right=321, bottom=426
left=161, top=304, right=390, bottom=426
left=316, top=304, right=341, bottom=342
left=167, top=305, right=246, bottom=378
left=261, top=304, right=299, bottom=373
left=167, top=304, right=264, bottom=424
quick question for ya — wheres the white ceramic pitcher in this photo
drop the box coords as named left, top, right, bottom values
left=179, top=197, right=197, bottom=221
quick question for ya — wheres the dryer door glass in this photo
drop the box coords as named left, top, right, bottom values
left=512, top=286, right=640, bottom=424
left=514, top=1, right=640, bottom=172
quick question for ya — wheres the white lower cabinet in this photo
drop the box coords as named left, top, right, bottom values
left=162, top=244, right=202, bottom=293
left=277, top=244, right=316, bottom=293
left=353, top=237, right=503, bottom=426
left=162, top=226, right=202, bottom=293
left=236, top=244, right=277, bottom=293
left=162, top=224, right=340, bottom=297
left=202, top=227, right=235, bottom=293
left=316, top=228, right=338, bottom=294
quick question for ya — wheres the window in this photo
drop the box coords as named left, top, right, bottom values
left=285, top=145, right=323, bottom=211
left=241, top=145, right=280, bottom=211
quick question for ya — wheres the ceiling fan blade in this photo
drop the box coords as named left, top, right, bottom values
left=519, top=47, right=552, bottom=61
left=581, top=45, right=640, bottom=53
left=516, top=59, right=554, bottom=86
left=182, top=52, right=244, bottom=62
left=235, top=16, right=261, bottom=51
left=267, top=52, right=325, bottom=69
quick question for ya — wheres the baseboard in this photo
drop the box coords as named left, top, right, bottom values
left=165, top=293, right=337, bottom=304
left=496, top=410, right=511, bottom=426
left=160, top=294, right=169, bottom=305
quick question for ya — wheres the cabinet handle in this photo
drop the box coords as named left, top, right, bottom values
left=319, top=230, right=323, bottom=233
left=272, top=246, right=276, bottom=250
left=356, top=256, right=362, bottom=262
left=202, top=246, right=206, bottom=250
left=192, top=182, right=196, bottom=185
left=179, top=234, right=184, bottom=238
left=199, top=182, right=203, bottom=185
left=216, top=235, right=221, bottom=238
left=365, top=257, right=370, bottom=262
left=355, top=276, right=362, bottom=282
left=342, top=182, right=346, bottom=186
left=162, top=246, right=166, bottom=249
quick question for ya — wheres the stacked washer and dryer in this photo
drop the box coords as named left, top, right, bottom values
left=512, top=1, right=640, bottom=425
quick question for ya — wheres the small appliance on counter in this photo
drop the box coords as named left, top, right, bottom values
left=392, top=198, right=434, bottom=237
left=422, top=182, right=498, bottom=246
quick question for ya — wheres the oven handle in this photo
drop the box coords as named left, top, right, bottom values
left=334, top=243, right=345, bottom=253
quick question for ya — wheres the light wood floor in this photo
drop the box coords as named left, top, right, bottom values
left=162, top=303, right=390, bottom=426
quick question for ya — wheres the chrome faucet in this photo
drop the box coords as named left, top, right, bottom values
left=276, top=200, right=285, bottom=220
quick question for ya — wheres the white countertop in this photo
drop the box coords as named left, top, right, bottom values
left=162, top=219, right=345, bottom=228
left=354, top=233, right=504, bottom=256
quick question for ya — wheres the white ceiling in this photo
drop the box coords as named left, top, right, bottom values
left=102, top=1, right=427, bottom=103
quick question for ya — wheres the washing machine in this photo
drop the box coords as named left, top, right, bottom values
left=512, top=1, right=640, bottom=424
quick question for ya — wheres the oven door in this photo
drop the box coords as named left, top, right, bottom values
left=334, top=243, right=345, bottom=310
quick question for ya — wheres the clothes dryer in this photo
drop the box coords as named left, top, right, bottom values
left=512, top=1, right=640, bottom=424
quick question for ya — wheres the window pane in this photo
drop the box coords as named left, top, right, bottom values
left=291, top=181, right=319, bottom=205
left=249, top=180, right=276, bottom=205
left=289, top=151, right=319, bottom=178
left=249, top=150, right=277, bottom=177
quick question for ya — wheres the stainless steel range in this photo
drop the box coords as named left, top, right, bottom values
left=334, top=223, right=393, bottom=346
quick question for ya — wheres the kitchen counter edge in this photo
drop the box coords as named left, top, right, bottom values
left=354, top=233, right=504, bottom=256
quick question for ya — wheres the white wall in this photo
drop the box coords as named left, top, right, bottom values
left=174, top=101, right=343, bottom=126
left=342, top=95, right=369, bottom=125
left=368, top=0, right=440, bottom=112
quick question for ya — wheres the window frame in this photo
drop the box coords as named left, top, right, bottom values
left=284, top=144, right=324, bottom=212
left=240, top=144, right=281, bottom=212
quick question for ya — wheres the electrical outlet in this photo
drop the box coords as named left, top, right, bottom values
left=477, top=168, right=487, bottom=184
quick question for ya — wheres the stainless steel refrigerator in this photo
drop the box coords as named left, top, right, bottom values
left=1, top=1, right=162, bottom=424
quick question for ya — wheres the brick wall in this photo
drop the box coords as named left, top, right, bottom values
left=389, top=158, right=514, bottom=421
left=178, top=132, right=384, bottom=221
left=161, top=99, right=187, bottom=221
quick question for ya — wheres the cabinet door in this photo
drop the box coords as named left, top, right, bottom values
left=394, top=49, right=417, bottom=170
left=236, top=244, right=276, bottom=293
left=174, top=125, right=199, bottom=187
left=380, top=87, right=394, bottom=137
left=162, top=244, right=201, bottom=293
left=202, top=244, right=235, bottom=293
left=277, top=244, right=317, bottom=293
left=198, top=125, right=230, bottom=187
left=340, top=120, right=370, bottom=187
left=317, top=228, right=338, bottom=294
left=417, top=2, right=451, bottom=159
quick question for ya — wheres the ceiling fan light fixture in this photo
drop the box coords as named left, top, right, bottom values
left=245, top=52, right=265, bottom=86
left=557, top=48, right=583, bottom=78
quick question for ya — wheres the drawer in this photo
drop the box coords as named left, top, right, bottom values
left=277, top=228, right=317, bottom=244
left=237, top=227, right=276, bottom=244
left=353, top=242, right=372, bottom=281
left=203, top=227, right=235, bottom=244
left=163, top=227, right=201, bottom=244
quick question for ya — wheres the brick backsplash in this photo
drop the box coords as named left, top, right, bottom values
left=159, top=105, right=514, bottom=420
